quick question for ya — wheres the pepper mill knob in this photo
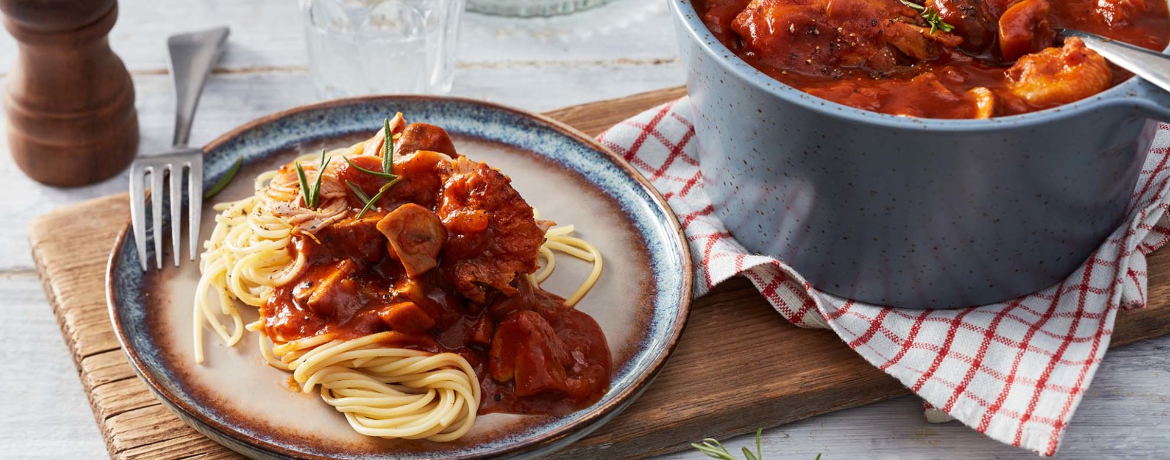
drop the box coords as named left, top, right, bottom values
left=1, top=0, right=138, bottom=187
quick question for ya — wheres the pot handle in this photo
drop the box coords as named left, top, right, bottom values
left=1065, top=30, right=1170, bottom=123
left=1132, top=79, right=1170, bottom=123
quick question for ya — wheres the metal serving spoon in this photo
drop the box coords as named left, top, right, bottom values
left=1059, top=29, right=1170, bottom=95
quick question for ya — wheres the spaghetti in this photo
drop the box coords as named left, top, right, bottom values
left=193, top=117, right=609, bottom=442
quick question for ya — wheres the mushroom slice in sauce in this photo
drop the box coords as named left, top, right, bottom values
left=376, top=203, right=446, bottom=278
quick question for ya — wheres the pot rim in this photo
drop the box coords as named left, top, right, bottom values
left=669, top=0, right=1170, bottom=131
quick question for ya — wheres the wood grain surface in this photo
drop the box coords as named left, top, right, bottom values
left=28, top=87, right=1170, bottom=460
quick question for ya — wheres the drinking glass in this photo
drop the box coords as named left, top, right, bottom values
left=466, top=0, right=617, bottom=16
left=300, top=0, right=464, bottom=98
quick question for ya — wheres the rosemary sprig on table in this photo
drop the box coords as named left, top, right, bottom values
left=691, top=428, right=822, bottom=460
left=203, top=155, right=243, bottom=199
left=350, top=117, right=401, bottom=218
left=900, top=0, right=954, bottom=34
left=296, top=149, right=330, bottom=209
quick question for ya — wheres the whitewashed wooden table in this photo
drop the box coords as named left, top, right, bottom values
left=0, top=1, right=1167, bottom=459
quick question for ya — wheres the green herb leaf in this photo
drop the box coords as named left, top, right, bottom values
left=310, top=149, right=330, bottom=208
left=754, top=427, right=763, bottom=460
left=900, top=0, right=954, bottom=34
left=345, top=180, right=371, bottom=205
left=295, top=150, right=331, bottom=209
left=295, top=161, right=312, bottom=208
left=691, top=439, right=737, bottom=460
left=382, top=117, right=394, bottom=174
left=343, top=156, right=398, bottom=179
left=355, top=176, right=401, bottom=219
left=689, top=428, right=822, bottom=460
left=203, top=156, right=243, bottom=200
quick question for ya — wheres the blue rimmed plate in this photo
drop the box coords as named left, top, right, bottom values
left=106, top=96, right=692, bottom=459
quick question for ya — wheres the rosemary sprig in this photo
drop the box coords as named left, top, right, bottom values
left=382, top=117, right=394, bottom=174
left=346, top=117, right=402, bottom=217
left=900, top=0, right=954, bottom=34
left=343, top=156, right=397, bottom=179
left=345, top=180, right=372, bottom=205
left=355, top=176, right=401, bottom=219
left=203, top=155, right=243, bottom=199
left=690, top=428, right=821, bottom=460
left=296, top=149, right=331, bottom=209
left=312, top=150, right=329, bottom=206
left=295, top=162, right=310, bottom=206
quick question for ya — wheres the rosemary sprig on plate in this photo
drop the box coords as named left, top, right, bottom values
left=900, top=0, right=954, bottom=34
left=343, top=156, right=397, bottom=179
left=345, top=180, right=372, bottom=205
left=356, top=177, right=401, bottom=218
left=296, top=149, right=330, bottom=209
left=203, top=155, right=243, bottom=200
left=346, top=117, right=402, bottom=218
left=382, top=117, right=394, bottom=174
left=691, top=428, right=821, bottom=460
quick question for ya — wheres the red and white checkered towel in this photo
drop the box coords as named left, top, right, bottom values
left=597, top=97, right=1170, bottom=457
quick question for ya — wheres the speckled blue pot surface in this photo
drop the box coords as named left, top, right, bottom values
left=670, top=0, right=1170, bottom=308
left=106, top=96, right=692, bottom=460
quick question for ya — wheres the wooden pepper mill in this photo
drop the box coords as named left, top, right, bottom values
left=1, top=0, right=138, bottom=187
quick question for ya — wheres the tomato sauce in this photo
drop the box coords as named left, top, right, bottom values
left=259, top=127, right=612, bottom=416
left=695, top=0, right=1170, bottom=118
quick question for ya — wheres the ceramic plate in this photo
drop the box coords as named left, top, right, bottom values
left=106, top=96, right=692, bottom=459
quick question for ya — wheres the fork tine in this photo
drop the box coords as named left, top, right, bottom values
left=151, top=166, right=167, bottom=269
left=188, top=159, right=203, bottom=261
left=169, top=163, right=185, bottom=267
left=129, top=162, right=148, bottom=271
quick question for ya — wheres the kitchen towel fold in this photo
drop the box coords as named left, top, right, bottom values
left=597, top=97, right=1170, bottom=457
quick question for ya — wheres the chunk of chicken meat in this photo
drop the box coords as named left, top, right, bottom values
left=998, top=0, right=1056, bottom=61
left=1095, top=0, right=1146, bottom=27
left=731, top=0, right=963, bottom=77
left=389, top=149, right=453, bottom=209
left=294, top=259, right=359, bottom=318
left=375, top=301, right=436, bottom=334
left=396, top=123, right=459, bottom=158
left=925, top=0, right=998, bottom=52
left=969, top=87, right=996, bottom=119
left=376, top=203, right=446, bottom=279
left=885, top=20, right=965, bottom=60
left=489, top=311, right=574, bottom=397
left=361, top=112, right=405, bottom=157
left=701, top=0, right=755, bottom=46
left=1006, top=37, right=1112, bottom=107
left=437, top=158, right=544, bottom=303
left=359, top=117, right=459, bottom=159
left=982, top=0, right=1020, bottom=17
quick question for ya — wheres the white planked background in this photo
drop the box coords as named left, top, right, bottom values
left=0, top=0, right=1167, bottom=459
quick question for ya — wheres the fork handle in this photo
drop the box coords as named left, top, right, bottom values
left=167, top=27, right=229, bottom=147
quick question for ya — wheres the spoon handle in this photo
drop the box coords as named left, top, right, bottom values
left=1061, top=29, right=1170, bottom=96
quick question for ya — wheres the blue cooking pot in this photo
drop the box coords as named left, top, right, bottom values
left=669, top=0, right=1170, bottom=308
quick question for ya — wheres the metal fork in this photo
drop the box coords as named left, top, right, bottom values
left=130, top=27, right=230, bottom=270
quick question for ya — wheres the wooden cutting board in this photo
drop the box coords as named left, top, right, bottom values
left=30, top=87, right=1170, bottom=460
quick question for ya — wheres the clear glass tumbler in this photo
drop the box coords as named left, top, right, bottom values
left=300, top=0, right=464, bottom=99
left=466, top=0, right=617, bottom=17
